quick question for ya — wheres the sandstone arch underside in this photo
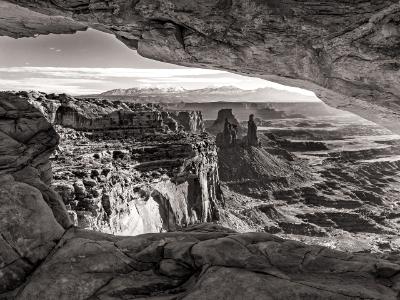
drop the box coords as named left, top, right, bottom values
left=0, top=0, right=400, bottom=132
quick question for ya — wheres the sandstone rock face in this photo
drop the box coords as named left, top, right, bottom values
left=11, top=91, right=223, bottom=235
left=208, top=108, right=241, bottom=136
left=54, top=96, right=165, bottom=133
left=0, top=92, right=70, bottom=293
left=168, top=110, right=204, bottom=133
left=0, top=1, right=86, bottom=38
left=1, top=0, right=400, bottom=132
left=0, top=91, right=58, bottom=178
left=6, top=225, right=400, bottom=299
left=34, top=92, right=205, bottom=136
left=0, top=175, right=64, bottom=293
left=3, top=90, right=400, bottom=299
left=0, top=91, right=72, bottom=229
left=266, top=133, right=329, bottom=152
left=51, top=129, right=222, bottom=235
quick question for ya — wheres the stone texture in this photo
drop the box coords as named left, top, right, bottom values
left=168, top=111, right=204, bottom=133
left=6, top=225, right=400, bottom=299
left=1, top=0, right=399, bottom=132
left=2, top=94, right=400, bottom=299
left=0, top=91, right=72, bottom=229
left=0, top=91, right=59, bottom=177
left=0, top=174, right=64, bottom=293
left=247, top=114, right=258, bottom=146
left=51, top=128, right=222, bottom=235
left=0, top=1, right=86, bottom=38
left=209, top=108, right=241, bottom=135
left=11, top=91, right=224, bottom=234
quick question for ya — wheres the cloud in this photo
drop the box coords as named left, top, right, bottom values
left=0, top=77, right=105, bottom=94
left=137, top=77, right=243, bottom=84
left=0, top=67, right=226, bottom=79
left=0, top=66, right=317, bottom=97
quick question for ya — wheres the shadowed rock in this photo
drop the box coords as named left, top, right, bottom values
left=0, top=0, right=399, bottom=132
left=3, top=91, right=221, bottom=234
left=5, top=225, right=400, bottom=299
left=2, top=87, right=400, bottom=300
left=247, top=114, right=258, bottom=146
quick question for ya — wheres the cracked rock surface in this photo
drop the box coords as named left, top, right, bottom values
left=6, top=224, right=400, bottom=299
left=0, top=0, right=399, bottom=133
left=2, top=75, right=400, bottom=300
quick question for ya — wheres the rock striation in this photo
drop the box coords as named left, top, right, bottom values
left=1, top=0, right=400, bottom=132
left=266, top=133, right=329, bottom=152
left=0, top=91, right=72, bottom=229
left=167, top=110, right=204, bottom=133
left=6, top=224, right=400, bottom=300
left=208, top=108, right=241, bottom=136
left=3, top=92, right=400, bottom=299
left=7, top=91, right=221, bottom=235
left=52, top=127, right=222, bottom=235
left=247, top=114, right=259, bottom=146
left=217, top=118, right=400, bottom=253
left=0, top=1, right=86, bottom=38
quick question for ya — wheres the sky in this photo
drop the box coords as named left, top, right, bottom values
left=0, top=28, right=318, bottom=99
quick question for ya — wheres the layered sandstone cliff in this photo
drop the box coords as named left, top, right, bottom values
left=52, top=127, right=221, bottom=235
left=3, top=92, right=400, bottom=299
left=9, top=91, right=221, bottom=235
left=167, top=110, right=205, bottom=133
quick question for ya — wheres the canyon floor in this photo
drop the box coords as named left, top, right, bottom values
left=219, top=115, right=400, bottom=253
left=49, top=96, right=400, bottom=254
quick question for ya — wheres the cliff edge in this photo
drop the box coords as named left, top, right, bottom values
left=1, top=91, right=400, bottom=299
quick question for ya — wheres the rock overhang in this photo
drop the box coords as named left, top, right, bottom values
left=0, top=0, right=399, bottom=133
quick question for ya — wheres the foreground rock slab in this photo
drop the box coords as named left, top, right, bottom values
left=4, top=224, right=400, bottom=299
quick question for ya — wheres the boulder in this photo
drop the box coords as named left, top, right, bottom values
left=0, top=92, right=72, bottom=229
left=83, top=178, right=97, bottom=188
left=73, top=180, right=86, bottom=200
left=52, top=182, right=75, bottom=204
left=0, top=174, right=64, bottom=292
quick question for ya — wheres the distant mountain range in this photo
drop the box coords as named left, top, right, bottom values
left=100, top=86, right=187, bottom=96
left=92, top=86, right=319, bottom=103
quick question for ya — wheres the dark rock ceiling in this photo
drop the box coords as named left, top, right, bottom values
left=0, top=0, right=399, bottom=132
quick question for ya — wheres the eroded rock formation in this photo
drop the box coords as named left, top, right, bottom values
left=167, top=110, right=204, bottom=133
left=1, top=0, right=399, bottom=132
left=5, top=91, right=221, bottom=235
left=0, top=91, right=72, bottom=228
left=4, top=88, right=400, bottom=299
left=7, top=224, right=400, bottom=300
left=0, top=1, right=86, bottom=38
left=2, top=2, right=400, bottom=298
left=247, top=114, right=259, bottom=146
left=208, top=108, right=241, bottom=137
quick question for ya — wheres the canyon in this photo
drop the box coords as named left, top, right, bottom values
left=5, top=91, right=220, bottom=235
left=1, top=1, right=400, bottom=299
left=1, top=90, right=400, bottom=299
left=216, top=114, right=400, bottom=253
